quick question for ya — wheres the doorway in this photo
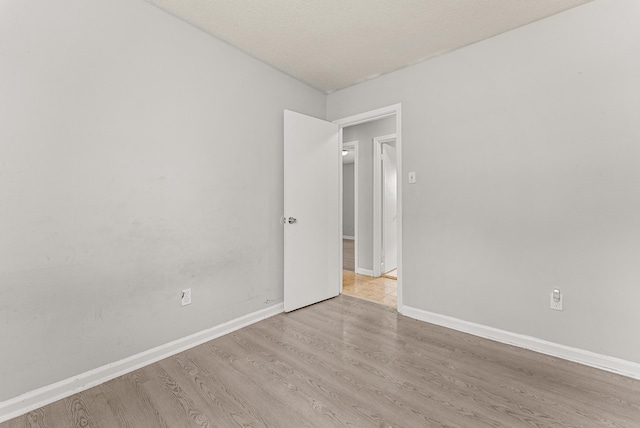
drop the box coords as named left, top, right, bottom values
left=335, top=104, right=402, bottom=312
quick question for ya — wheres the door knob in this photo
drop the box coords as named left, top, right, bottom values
left=288, top=217, right=297, bottom=224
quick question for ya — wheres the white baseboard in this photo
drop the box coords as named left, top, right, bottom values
left=0, top=303, right=284, bottom=423
left=403, top=305, right=640, bottom=381
left=342, top=235, right=355, bottom=240
left=356, top=268, right=374, bottom=276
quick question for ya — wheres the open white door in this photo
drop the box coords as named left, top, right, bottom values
left=284, top=110, right=340, bottom=312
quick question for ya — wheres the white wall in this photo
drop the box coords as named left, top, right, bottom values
left=0, top=0, right=325, bottom=401
left=328, top=0, right=640, bottom=364
left=342, top=163, right=355, bottom=238
left=343, top=117, right=396, bottom=272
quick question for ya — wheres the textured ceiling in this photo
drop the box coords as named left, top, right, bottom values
left=145, top=0, right=592, bottom=93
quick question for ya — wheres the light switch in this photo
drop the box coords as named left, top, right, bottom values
left=408, top=171, right=416, bottom=184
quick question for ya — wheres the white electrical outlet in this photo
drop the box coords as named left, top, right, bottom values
left=550, top=289, right=563, bottom=311
left=181, top=288, right=192, bottom=306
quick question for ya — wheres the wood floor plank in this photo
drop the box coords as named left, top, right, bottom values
left=212, top=332, right=362, bottom=427
left=387, top=313, right=640, bottom=425
left=265, top=304, right=543, bottom=427
left=195, top=340, right=319, bottom=428
left=162, top=354, right=268, bottom=427
left=80, top=385, right=132, bottom=428
left=114, top=371, right=171, bottom=428
left=17, top=394, right=76, bottom=428
left=25, top=409, right=46, bottom=428
left=247, top=315, right=473, bottom=427
left=66, top=394, right=97, bottom=428
left=3, top=295, right=640, bottom=427
left=278, top=298, right=637, bottom=428
left=230, top=324, right=401, bottom=427
left=187, top=355, right=273, bottom=426
left=91, top=378, right=147, bottom=428
left=140, top=364, right=216, bottom=428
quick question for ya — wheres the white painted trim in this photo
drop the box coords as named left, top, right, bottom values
left=403, top=305, right=640, bottom=380
left=372, top=134, right=397, bottom=278
left=334, top=104, right=398, bottom=127
left=342, top=236, right=355, bottom=240
left=394, top=108, right=403, bottom=314
left=338, top=130, right=344, bottom=294
left=0, top=303, right=284, bottom=423
left=356, top=268, right=374, bottom=277
left=334, top=104, right=403, bottom=314
left=352, top=142, right=359, bottom=275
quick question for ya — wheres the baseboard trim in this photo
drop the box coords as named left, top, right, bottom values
left=0, top=303, right=284, bottom=423
left=356, top=268, right=374, bottom=276
left=403, top=305, right=640, bottom=381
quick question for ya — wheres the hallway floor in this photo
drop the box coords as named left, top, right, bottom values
left=342, top=270, right=396, bottom=308
left=382, top=268, right=397, bottom=279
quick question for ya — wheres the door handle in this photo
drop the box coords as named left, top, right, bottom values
left=288, top=217, right=297, bottom=224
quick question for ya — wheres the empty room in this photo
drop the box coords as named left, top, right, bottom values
left=2, top=0, right=640, bottom=426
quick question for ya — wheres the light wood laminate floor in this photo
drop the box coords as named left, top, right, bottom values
left=382, top=268, right=397, bottom=279
left=3, top=295, right=640, bottom=427
left=342, top=270, right=396, bottom=308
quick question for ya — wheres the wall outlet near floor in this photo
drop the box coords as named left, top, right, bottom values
left=550, top=288, right=563, bottom=311
left=181, top=288, right=192, bottom=306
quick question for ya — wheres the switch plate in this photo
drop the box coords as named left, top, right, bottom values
left=181, top=288, right=192, bottom=306
left=408, top=171, right=416, bottom=184
left=550, top=289, right=563, bottom=311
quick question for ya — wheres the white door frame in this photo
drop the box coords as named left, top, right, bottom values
left=373, top=134, right=397, bottom=278
left=334, top=104, right=403, bottom=313
left=342, top=140, right=359, bottom=273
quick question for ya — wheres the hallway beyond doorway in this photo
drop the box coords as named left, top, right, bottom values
left=383, top=269, right=397, bottom=279
left=342, top=270, right=396, bottom=308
